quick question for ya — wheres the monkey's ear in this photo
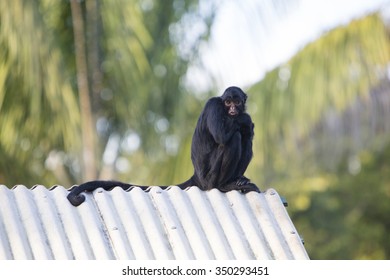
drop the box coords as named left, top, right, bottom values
left=243, top=93, right=248, bottom=102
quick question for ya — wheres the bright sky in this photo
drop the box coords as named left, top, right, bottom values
left=187, top=0, right=390, bottom=93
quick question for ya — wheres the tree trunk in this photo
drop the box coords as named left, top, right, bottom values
left=70, top=0, right=97, bottom=181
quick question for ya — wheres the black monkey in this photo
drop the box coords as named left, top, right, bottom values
left=186, top=86, right=257, bottom=192
left=67, top=86, right=259, bottom=206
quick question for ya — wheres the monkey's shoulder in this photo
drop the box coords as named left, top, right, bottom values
left=203, top=97, right=224, bottom=113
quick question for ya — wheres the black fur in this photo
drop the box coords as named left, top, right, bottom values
left=67, top=86, right=259, bottom=206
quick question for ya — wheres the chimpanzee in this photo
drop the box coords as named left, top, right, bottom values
left=67, top=86, right=259, bottom=206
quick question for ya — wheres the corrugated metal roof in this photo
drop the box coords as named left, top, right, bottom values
left=0, top=185, right=309, bottom=260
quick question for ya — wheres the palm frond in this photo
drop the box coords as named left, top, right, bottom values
left=248, top=14, right=390, bottom=184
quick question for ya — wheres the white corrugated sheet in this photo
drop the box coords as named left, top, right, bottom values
left=0, top=185, right=309, bottom=260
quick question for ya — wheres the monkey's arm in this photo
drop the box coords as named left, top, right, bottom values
left=236, top=112, right=254, bottom=138
left=205, top=98, right=239, bottom=144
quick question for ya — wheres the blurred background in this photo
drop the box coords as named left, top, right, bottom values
left=1, top=0, right=390, bottom=259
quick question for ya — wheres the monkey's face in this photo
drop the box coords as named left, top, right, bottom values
left=224, top=99, right=243, bottom=116
left=221, top=86, right=247, bottom=117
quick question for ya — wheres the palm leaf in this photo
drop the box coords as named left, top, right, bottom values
left=248, top=14, right=390, bottom=184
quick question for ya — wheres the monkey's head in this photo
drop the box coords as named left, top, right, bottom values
left=221, top=86, right=247, bottom=117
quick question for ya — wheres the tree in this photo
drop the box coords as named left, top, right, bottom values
left=295, top=143, right=390, bottom=259
left=0, top=0, right=80, bottom=186
left=247, top=14, right=390, bottom=186
left=0, top=0, right=213, bottom=187
left=247, top=13, right=390, bottom=259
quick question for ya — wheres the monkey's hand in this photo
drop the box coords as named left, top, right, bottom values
left=236, top=114, right=254, bottom=135
left=240, top=123, right=254, bottom=137
left=236, top=113, right=252, bottom=125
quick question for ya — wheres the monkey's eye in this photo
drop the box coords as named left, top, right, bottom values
left=234, top=100, right=242, bottom=106
left=224, top=100, right=233, bottom=106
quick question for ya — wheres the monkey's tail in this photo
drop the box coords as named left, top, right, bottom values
left=66, top=177, right=199, bottom=207
left=67, top=180, right=148, bottom=207
left=175, top=176, right=197, bottom=189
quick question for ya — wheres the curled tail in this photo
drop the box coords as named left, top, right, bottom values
left=67, top=180, right=144, bottom=206
left=67, top=177, right=196, bottom=207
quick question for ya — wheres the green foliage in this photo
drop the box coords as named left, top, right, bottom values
left=1, top=1, right=390, bottom=260
left=246, top=13, right=390, bottom=259
left=247, top=14, right=390, bottom=185
left=0, top=0, right=80, bottom=184
left=0, top=0, right=212, bottom=186
left=293, top=145, right=390, bottom=259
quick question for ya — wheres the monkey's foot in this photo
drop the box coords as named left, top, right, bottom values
left=235, top=176, right=251, bottom=186
left=235, top=183, right=260, bottom=194
left=218, top=182, right=260, bottom=194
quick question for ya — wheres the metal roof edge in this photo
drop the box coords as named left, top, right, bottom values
left=0, top=184, right=309, bottom=260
